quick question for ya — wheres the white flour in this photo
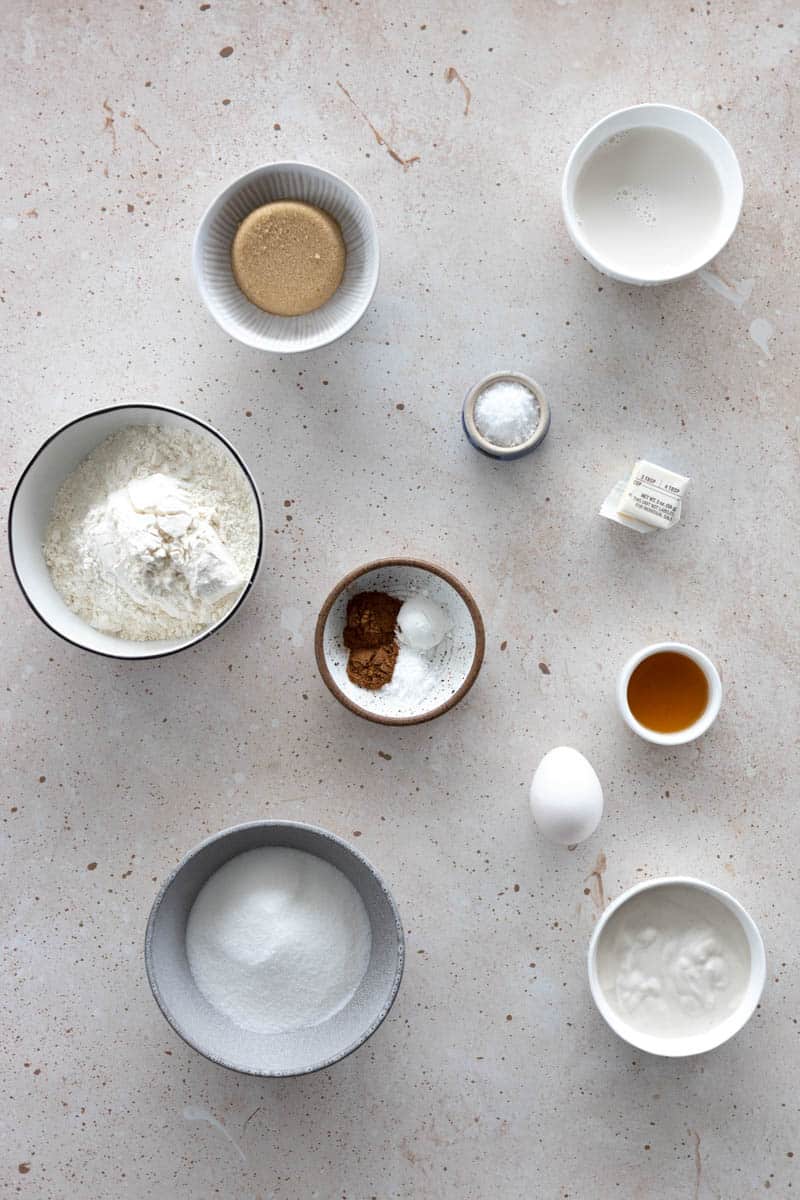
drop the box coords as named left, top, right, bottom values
left=43, top=425, right=259, bottom=640
left=186, top=847, right=372, bottom=1034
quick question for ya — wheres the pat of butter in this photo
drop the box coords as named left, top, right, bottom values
left=600, top=460, right=690, bottom=533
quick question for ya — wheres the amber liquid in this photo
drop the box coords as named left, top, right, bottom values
left=627, top=651, right=709, bottom=733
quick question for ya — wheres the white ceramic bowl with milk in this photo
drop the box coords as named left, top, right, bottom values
left=588, top=877, right=765, bottom=1057
left=562, top=104, right=743, bottom=285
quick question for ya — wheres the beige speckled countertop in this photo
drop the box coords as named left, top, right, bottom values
left=3, top=2, right=798, bottom=1197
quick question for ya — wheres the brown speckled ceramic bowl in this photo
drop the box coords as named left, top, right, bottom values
left=315, top=558, right=485, bottom=725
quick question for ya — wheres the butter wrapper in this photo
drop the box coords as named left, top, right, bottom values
left=600, top=460, right=690, bottom=533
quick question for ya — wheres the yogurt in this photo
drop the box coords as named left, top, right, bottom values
left=595, top=884, right=751, bottom=1038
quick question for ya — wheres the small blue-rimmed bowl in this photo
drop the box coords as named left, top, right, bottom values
left=462, top=372, right=550, bottom=460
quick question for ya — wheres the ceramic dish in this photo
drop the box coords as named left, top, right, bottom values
left=315, top=558, right=485, bottom=725
left=192, top=161, right=380, bottom=353
left=145, top=820, right=404, bottom=1076
left=462, top=371, right=550, bottom=460
left=588, top=877, right=765, bottom=1057
left=8, top=404, right=263, bottom=660
left=617, top=641, right=722, bottom=746
left=562, top=103, right=743, bottom=285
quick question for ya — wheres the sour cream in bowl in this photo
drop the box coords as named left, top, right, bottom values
left=587, top=877, right=765, bottom=1057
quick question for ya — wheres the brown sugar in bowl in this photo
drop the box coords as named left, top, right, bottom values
left=192, top=161, right=380, bottom=354
left=231, top=200, right=346, bottom=317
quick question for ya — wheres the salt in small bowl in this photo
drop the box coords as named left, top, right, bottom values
left=463, top=372, right=550, bottom=460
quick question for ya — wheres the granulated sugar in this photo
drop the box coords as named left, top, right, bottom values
left=185, top=847, right=372, bottom=1034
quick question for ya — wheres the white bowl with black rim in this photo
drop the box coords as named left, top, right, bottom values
left=8, top=404, right=264, bottom=660
left=193, top=162, right=380, bottom=353
left=145, top=820, right=405, bottom=1076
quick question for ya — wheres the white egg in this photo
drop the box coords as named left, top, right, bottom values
left=396, top=595, right=450, bottom=651
left=529, top=746, right=603, bottom=845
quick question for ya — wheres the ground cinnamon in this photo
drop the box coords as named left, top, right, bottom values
left=343, top=591, right=402, bottom=690
left=347, top=642, right=399, bottom=690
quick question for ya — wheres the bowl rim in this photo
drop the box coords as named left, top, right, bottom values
left=616, top=641, right=723, bottom=745
left=462, top=371, right=551, bottom=459
left=144, top=818, right=406, bottom=1077
left=314, top=557, right=486, bottom=726
left=561, top=103, right=744, bottom=285
left=8, top=402, right=264, bottom=661
left=587, top=875, right=766, bottom=1057
left=191, top=160, right=381, bottom=353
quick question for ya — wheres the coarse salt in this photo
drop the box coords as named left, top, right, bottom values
left=473, top=380, right=540, bottom=448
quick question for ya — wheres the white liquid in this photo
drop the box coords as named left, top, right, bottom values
left=596, top=885, right=750, bottom=1038
left=573, top=127, right=724, bottom=279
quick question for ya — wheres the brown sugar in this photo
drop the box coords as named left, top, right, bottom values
left=231, top=200, right=346, bottom=316
left=343, top=591, right=402, bottom=690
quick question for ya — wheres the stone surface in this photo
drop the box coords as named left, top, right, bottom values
left=2, top=2, right=798, bottom=1197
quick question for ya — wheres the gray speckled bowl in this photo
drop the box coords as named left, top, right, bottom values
left=145, top=821, right=404, bottom=1076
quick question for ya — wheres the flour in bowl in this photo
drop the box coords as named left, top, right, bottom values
left=43, top=424, right=260, bottom=640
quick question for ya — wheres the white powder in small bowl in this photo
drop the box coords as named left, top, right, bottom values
left=473, top=380, right=540, bottom=448
left=185, top=847, right=372, bottom=1035
left=380, top=643, right=438, bottom=705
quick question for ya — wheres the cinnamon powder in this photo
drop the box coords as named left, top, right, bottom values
left=343, top=591, right=401, bottom=690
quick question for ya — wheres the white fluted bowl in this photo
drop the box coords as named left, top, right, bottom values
left=192, top=162, right=380, bottom=353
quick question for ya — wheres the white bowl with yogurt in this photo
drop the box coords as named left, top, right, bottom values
left=562, top=105, right=743, bottom=285
left=9, top=405, right=263, bottom=659
left=588, top=877, right=765, bottom=1057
